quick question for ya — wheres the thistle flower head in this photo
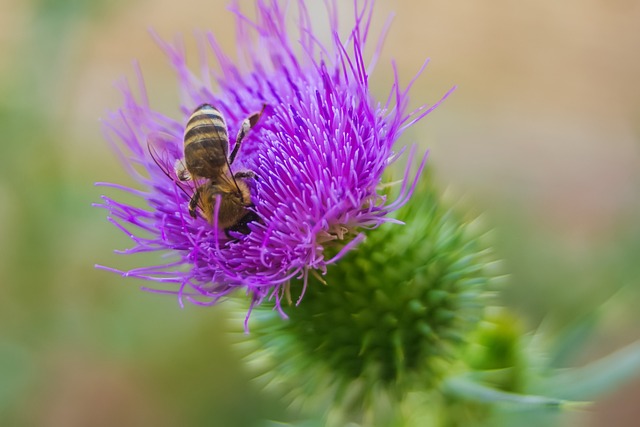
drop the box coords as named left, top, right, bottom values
left=97, top=0, right=452, bottom=323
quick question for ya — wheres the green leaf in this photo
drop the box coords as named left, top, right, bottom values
left=540, top=341, right=640, bottom=400
left=546, top=312, right=600, bottom=368
left=546, top=286, right=635, bottom=369
left=443, top=374, right=585, bottom=410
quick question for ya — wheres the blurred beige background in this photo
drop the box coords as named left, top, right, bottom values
left=1, top=0, right=639, bottom=425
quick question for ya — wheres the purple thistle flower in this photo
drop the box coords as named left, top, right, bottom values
left=96, top=0, right=454, bottom=327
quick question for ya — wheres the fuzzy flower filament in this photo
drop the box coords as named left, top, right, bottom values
left=97, top=0, right=453, bottom=322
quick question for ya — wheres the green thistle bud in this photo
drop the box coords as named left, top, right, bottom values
left=229, top=178, right=501, bottom=425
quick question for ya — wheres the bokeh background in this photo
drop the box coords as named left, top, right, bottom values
left=1, top=0, right=639, bottom=425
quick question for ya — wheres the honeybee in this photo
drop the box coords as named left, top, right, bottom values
left=148, top=103, right=264, bottom=236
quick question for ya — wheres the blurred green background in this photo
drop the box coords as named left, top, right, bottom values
left=1, top=0, right=639, bottom=425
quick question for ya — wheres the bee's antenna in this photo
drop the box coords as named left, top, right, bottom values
left=224, top=149, right=243, bottom=194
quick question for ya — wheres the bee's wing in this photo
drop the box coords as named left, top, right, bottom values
left=147, top=131, right=196, bottom=203
left=147, top=131, right=182, bottom=177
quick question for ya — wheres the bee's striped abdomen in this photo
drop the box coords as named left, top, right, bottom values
left=184, top=104, right=228, bottom=146
left=183, top=104, right=230, bottom=179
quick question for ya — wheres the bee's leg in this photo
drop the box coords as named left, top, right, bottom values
left=188, top=187, right=201, bottom=219
left=175, top=160, right=191, bottom=181
left=230, top=104, right=266, bottom=165
left=233, top=171, right=256, bottom=180
left=226, top=210, right=260, bottom=238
